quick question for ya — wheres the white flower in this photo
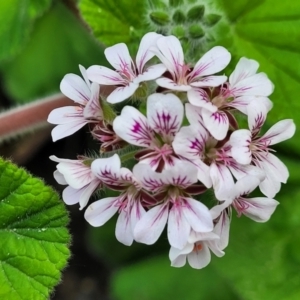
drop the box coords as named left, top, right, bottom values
left=86, top=32, right=166, bottom=104
left=50, top=155, right=101, bottom=210
left=211, top=176, right=279, bottom=222
left=230, top=101, right=296, bottom=198
left=84, top=154, right=150, bottom=246
left=169, top=230, right=224, bottom=269
left=48, top=65, right=102, bottom=141
left=113, top=93, right=184, bottom=171
left=153, top=35, right=231, bottom=91
left=133, top=162, right=213, bottom=249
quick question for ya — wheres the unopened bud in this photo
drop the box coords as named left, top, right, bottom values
left=188, top=24, right=205, bottom=39
left=187, top=5, right=205, bottom=21
left=150, top=11, right=170, bottom=26
left=169, top=0, right=184, bottom=7
left=203, top=14, right=221, bottom=26
left=172, top=9, right=186, bottom=24
left=171, top=25, right=186, bottom=39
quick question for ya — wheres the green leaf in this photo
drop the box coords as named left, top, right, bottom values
left=216, top=0, right=300, bottom=151
left=0, top=0, right=51, bottom=62
left=79, top=0, right=145, bottom=52
left=112, top=255, right=239, bottom=300
left=0, top=158, right=70, bottom=299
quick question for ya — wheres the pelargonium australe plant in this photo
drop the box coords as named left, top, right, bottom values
left=48, top=32, right=295, bottom=269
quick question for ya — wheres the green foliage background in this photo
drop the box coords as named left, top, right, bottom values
left=0, top=0, right=299, bottom=299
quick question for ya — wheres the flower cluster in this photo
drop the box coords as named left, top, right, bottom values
left=48, top=32, right=295, bottom=269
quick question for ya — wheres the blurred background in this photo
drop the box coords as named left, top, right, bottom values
left=1, top=0, right=300, bottom=299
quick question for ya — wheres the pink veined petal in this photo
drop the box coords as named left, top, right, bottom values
left=113, top=106, right=155, bottom=147
left=135, top=63, right=166, bottom=83
left=202, top=109, right=229, bottom=140
left=187, top=243, right=211, bottom=269
left=147, top=93, right=184, bottom=138
left=156, top=35, right=185, bottom=77
left=136, top=32, right=162, bottom=73
left=87, top=65, right=125, bottom=85
left=228, top=163, right=265, bottom=182
left=115, top=209, right=134, bottom=246
left=51, top=120, right=89, bottom=142
left=53, top=170, right=67, bottom=185
left=210, top=163, right=235, bottom=201
left=133, top=163, right=164, bottom=192
left=168, top=203, right=191, bottom=249
left=247, top=100, right=267, bottom=134
left=238, top=197, right=279, bottom=222
left=190, top=75, right=227, bottom=87
left=91, top=154, right=121, bottom=183
left=185, top=103, right=206, bottom=128
left=104, top=43, right=134, bottom=74
left=78, top=179, right=100, bottom=210
left=156, top=77, right=191, bottom=91
left=230, top=129, right=252, bottom=165
left=259, top=176, right=281, bottom=199
left=173, top=125, right=208, bottom=160
left=107, top=82, right=139, bottom=104
left=83, top=82, right=103, bottom=119
left=130, top=200, right=146, bottom=230
left=62, top=186, right=82, bottom=205
left=84, top=197, right=119, bottom=227
left=187, top=88, right=217, bottom=112
left=190, top=46, right=231, bottom=79
left=60, top=73, right=90, bottom=105
left=229, top=57, right=259, bottom=86
left=234, top=176, right=261, bottom=199
left=182, top=198, right=213, bottom=233
left=232, top=73, right=274, bottom=97
left=48, top=106, right=84, bottom=125
left=228, top=96, right=273, bottom=114
left=56, top=161, right=95, bottom=189
left=213, top=211, right=230, bottom=250
left=134, top=203, right=169, bottom=245
left=160, top=161, right=198, bottom=188
left=261, top=119, right=296, bottom=145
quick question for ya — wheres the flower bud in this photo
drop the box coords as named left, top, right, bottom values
left=203, top=14, right=222, bottom=27
left=187, top=5, right=205, bottom=21
left=169, top=0, right=184, bottom=7
left=188, top=24, right=205, bottom=39
left=150, top=11, right=170, bottom=26
left=172, top=9, right=186, bottom=24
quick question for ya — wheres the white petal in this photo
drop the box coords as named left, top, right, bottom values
left=136, top=32, right=162, bottom=73
left=104, top=43, right=133, bottom=73
left=259, top=176, right=281, bottom=199
left=183, top=198, right=213, bottom=232
left=78, top=179, right=100, bottom=210
left=232, top=73, right=274, bottom=97
left=130, top=200, right=146, bottom=230
left=185, top=103, right=205, bottom=128
left=229, top=57, right=259, bottom=86
left=168, top=204, right=191, bottom=249
left=107, top=82, right=139, bottom=104
left=87, top=65, right=125, bottom=85
left=156, top=77, right=191, bottom=91
left=53, top=170, right=67, bottom=185
left=169, top=243, right=194, bottom=261
left=228, top=96, right=273, bottom=114
left=135, top=64, right=166, bottom=83
left=247, top=100, right=267, bottom=134
left=170, top=255, right=187, bottom=268
left=48, top=106, right=84, bottom=125
left=190, top=75, right=227, bottom=87
left=147, top=93, right=184, bottom=138
left=213, top=211, right=230, bottom=250
left=261, top=119, right=295, bottom=145
left=156, top=35, right=184, bottom=77
left=134, top=203, right=169, bottom=245
left=239, top=197, right=279, bottom=222
left=190, top=46, right=231, bottom=78
left=60, top=74, right=90, bottom=105
left=230, top=129, right=252, bottom=165
left=187, top=243, right=211, bottom=269
left=79, top=64, right=91, bottom=88
left=84, top=197, right=119, bottom=227
left=51, top=121, right=88, bottom=142
left=62, top=186, right=82, bottom=205
left=91, top=154, right=121, bottom=183
left=187, top=88, right=217, bottom=112
left=210, top=199, right=232, bottom=219
left=115, top=210, right=134, bottom=246
left=234, top=176, right=261, bottom=198
left=83, top=83, right=103, bottom=119
left=202, top=109, right=229, bottom=140
left=210, top=163, right=235, bottom=201
left=113, top=106, right=155, bottom=147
